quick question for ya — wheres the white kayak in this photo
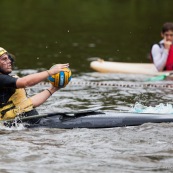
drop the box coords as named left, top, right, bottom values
left=90, top=59, right=173, bottom=75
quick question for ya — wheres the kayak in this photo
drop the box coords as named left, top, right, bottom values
left=20, top=111, right=173, bottom=129
left=90, top=59, right=173, bottom=75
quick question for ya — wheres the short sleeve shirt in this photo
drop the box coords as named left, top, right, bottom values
left=0, top=74, right=18, bottom=106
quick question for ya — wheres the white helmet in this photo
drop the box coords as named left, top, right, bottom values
left=0, top=47, right=7, bottom=57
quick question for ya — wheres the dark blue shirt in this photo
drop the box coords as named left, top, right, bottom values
left=0, top=74, right=17, bottom=106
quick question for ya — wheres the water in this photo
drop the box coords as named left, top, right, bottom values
left=1, top=0, right=173, bottom=72
left=1, top=72, right=173, bottom=173
left=1, top=0, right=173, bottom=172
left=1, top=125, right=173, bottom=173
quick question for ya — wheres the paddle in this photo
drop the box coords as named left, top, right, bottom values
left=147, top=72, right=173, bottom=81
left=0, top=106, right=103, bottom=123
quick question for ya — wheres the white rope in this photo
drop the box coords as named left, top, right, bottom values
left=37, top=81, right=173, bottom=89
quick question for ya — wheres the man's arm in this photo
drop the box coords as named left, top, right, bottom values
left=30, top=86, right=58, bottom=107
left=151, top=44, right=168, bottom=71
left=16, top=64, right=69, bottom=107
left=16, top=63, right=69, bottom=88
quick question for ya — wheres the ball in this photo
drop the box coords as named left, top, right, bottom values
left=47, top=67, right=72, bottom=88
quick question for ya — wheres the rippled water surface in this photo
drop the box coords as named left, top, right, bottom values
left=1, top=72, right=173, bottom=173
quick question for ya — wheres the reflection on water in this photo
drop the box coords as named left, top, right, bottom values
left=1, top=72, right=173, bottom=172
left=0, top=0, right=173, bottom=72
left=31, top=72, right=173, bottom=113
left=1, top=122, right=173, bottom=173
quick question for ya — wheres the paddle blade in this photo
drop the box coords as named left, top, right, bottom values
left=147, top=74, right=167, bottom=81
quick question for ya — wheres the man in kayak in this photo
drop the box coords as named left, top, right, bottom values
left=151, top=22, right=173, bottom=71
left=0, top=47, right=69, bottom=121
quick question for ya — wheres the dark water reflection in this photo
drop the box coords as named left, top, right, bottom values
left=0, top=0, right=173, bottom=72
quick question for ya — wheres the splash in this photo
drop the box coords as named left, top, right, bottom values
left=0, top=118, right=26, bottom=131
left=131, top=102, right=173, bottom=114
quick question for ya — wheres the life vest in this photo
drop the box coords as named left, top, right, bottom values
left=164, top=45, right=173, bottom=70
left=0, top=77, right=33, bottom=120
left=150, top=44, right=173, bottom=71
left=0, top=88, right=33, bottom=120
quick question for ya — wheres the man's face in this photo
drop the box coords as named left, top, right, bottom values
left=0, top=53, right=12, bottom=74
left=161, top=30, right=173, bottom=42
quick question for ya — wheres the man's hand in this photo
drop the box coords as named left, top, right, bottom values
left=164, top=38, right=172, bottom=50
left=48, top=63, right=69, bottom=75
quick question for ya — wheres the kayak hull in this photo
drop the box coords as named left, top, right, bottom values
left=25, top=112, right=173, bottom=129
left=90, top=60, right=173, bottom=75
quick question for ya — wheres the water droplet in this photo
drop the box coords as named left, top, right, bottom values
left=88, top=43, right=95, bottom=48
